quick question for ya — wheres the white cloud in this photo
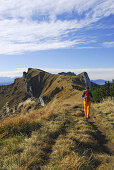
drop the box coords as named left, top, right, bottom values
left=93, top=0, right=114, bottom=19
left=0, top=40, right=83, bottom=54
left=0, top=0, right=113, bottom=54
left=0, top=0, right=113, bottom=19
left=103, top=41, right=114, bottom=48
left=0, top=68, right=27, bottom=78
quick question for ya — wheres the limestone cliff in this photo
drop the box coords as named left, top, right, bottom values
left=79, top=72, right=91, bottom=87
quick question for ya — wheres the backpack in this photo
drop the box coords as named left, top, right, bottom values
left=84, top=91, right=90, bottom=102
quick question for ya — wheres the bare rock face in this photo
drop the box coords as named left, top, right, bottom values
left=38, top=97, right=45, bottom=107
left=76, top=72, right=91, bottom=87
left=82, top=72, right=91, bottom=87
left=23, top=72, right=27, bottom=79
left=23, top=68, right=47, bottom=98
left=23, top=71, right=33, bottom=98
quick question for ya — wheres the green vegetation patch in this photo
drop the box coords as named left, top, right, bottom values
left=91, top=80, right=114, bottom=103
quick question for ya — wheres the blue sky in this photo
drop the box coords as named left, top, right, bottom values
left=0, top=0, right=114, bottom=80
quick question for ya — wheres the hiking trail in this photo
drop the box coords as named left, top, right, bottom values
left=87, top=119, right=114, bottom=156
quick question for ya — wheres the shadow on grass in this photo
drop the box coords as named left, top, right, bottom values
left=70, top=137, right=101, bottom=170
left=27, top=119, right=71, bottom=169
left=87, top=120, right=114, bottom=155
left=1, top=122, right=42, bottom=139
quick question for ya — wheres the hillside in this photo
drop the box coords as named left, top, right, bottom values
left=0, top=68, right=95, bottom=118
left=0, top=77, right=26, bottom=109
left=0, top=68, right=113, bottom=169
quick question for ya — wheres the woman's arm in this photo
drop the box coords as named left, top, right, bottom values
left=90, top=92, right=93, bottom=98
left=82, top=91, right=85, bottom=98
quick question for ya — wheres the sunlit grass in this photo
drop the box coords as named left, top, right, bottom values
left=92, top=98, right=114, bottom=143
left=0, top=92, right=114, bottom=169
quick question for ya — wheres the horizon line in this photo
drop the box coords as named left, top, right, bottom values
left=0, top=67, right=114, bottom=81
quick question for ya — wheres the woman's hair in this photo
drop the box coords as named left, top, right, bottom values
left=85, top=86, right=89, bottom=90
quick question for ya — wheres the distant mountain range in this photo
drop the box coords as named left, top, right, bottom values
left=58, top=72, right=109, bottom=85
left=58, top=72, right=76, bottom=76
left=0, top=77, right=15, bottom=85
left=0, top=76, right=109, bottom=86
left=91, top=79, right=108, bottom=85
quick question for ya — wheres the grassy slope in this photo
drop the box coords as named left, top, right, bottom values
left=92, top=98, right=114, bottom=143
left=26, top=68, right=84, bottom=98
left=0, top=87, right=114, bottom=169
left=0, top=78, right=26, bottom=109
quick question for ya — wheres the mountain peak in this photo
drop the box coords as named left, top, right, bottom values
left=77, top=72, right=91, bottom=87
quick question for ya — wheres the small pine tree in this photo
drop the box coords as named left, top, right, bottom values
left=91, top=80, right=114, bottom=103
left=110, top=79, right=114, bottom=99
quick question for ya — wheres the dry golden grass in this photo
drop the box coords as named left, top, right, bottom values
left=17, top=98, right=37, bottom=113
left=93, top=98, right=114, bottom=114
left=92, top=98, right=114, bottom=143
left=0, top=77, right=26, bottom=109
left=0, top=87, right=114, bottom=169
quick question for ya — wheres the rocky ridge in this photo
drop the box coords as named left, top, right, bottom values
left=0, top=68, right=98, bottom=119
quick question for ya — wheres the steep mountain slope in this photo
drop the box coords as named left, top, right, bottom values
left=0, top=77, right=26, bottom=109
left=0, top=68, right=95, bottom=114
left=23, top=68, right=87, bottom=98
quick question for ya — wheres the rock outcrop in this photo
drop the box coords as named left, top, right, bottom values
left=23, top=71, right=33, bottom=98
left=58, top=72, right=76, bottom=76
left=81, top=72, right=91, bottom=87
left=38, top=97, right=45, bottom=107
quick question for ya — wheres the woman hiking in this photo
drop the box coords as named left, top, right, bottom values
left=82, top=86, right=93, bottom=118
